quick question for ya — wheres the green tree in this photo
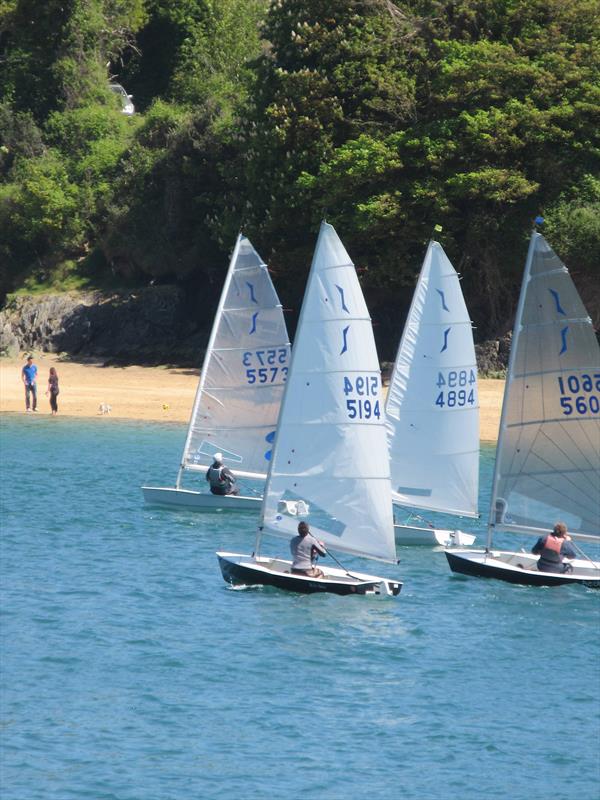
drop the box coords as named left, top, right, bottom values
left=298, top=0, right=600, bottom=340
left=230, top=0, right=415, bottom=305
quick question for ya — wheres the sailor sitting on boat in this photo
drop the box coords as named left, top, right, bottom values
left=290, top=521, right=327, bottom=578
left=206, top=453, right=239, bottom=496
left=531, top=522, right=577, bottom=573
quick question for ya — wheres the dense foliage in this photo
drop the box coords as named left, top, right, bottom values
left=1, top=0, right=598, bottom=352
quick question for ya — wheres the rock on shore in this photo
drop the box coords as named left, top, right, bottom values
left=1, top=288, right=511, bottom=373
left=0, top=287, right=208, bottom=366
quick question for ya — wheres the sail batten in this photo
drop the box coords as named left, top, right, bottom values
left=260, top=223, right=397, bottom=564
left=177, top=234, right=290, bottom=484
left=385, top=240, right=480, bottom=519
left=488, top=232, right=600, bottom=541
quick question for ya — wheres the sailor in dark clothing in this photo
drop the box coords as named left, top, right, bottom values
left=206, top=453, right=239, bottom=496
left=532, top=522, right=577, bottom=573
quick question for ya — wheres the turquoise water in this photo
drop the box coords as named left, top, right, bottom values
left=1, top=415, right=599, bottom=800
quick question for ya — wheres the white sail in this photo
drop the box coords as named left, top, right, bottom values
left=490, top=232, right=600, bottom=540
left=178, top=234, right=290, bottom=482
left=260, top=222, right=397, bottom=563
left=385, top=241, right=479, bottom=518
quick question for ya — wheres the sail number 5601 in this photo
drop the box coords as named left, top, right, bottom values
left=558, top=373, right=600, bottom=416
left=343, top=375, right=381, bottom=420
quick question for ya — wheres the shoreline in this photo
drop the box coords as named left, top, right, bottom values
left=0, top=355, right=504, bottom=441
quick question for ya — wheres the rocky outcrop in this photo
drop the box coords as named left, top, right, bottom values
left=0, top=287, right=209, bottom=366
left=1, top=288, right=513, bottom=373
left=474, top=335, right=511, bottom=376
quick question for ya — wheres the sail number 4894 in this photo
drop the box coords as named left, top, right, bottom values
left=558, top=374, right=600, bottom=415
left=343, top=375, right=381, bottom=420
left=435, top=370, right=477, bottom=408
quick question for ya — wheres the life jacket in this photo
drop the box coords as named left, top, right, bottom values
left=540, top=534, right=563, bottom=563
left=207, top=465, right=228, bottom=489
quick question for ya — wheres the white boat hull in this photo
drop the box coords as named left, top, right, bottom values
left=394, top=523, right=475, bottom=547
left=141, top=486, right=261, bottom=512
left=217, top=552, right=402, bottom=596
left=446, top=548, right=600, bottom=587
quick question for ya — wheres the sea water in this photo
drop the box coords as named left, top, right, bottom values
left=1, top=415, right=598, bottom=800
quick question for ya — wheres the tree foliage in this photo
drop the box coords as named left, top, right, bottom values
left=0, top=0, right=598, bottom=349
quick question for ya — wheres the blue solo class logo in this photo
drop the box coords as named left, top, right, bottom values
left=264, top=430, right=276, bottom=461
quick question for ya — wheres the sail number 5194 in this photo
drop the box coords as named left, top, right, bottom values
left=558, top=374, right=600, bottom=415
left=343, top=375, right=381, bottom=420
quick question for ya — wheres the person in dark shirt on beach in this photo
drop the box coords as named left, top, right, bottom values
left=21, top=355, right=38, bottom=412
left=46, top=367, right=59, bottom=415
left=532, top=522, right=577, bottom=573
left=206, top=453, right=239, bottom=496
left=290, top=521, right=327, bottom=578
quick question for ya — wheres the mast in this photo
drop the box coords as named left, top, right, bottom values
left=486, top=231, right=538, bottom=549
left=176, top=234, right=243, bottom=488
left=386, top=239, right=479, bottom=519
left=258, top=221, right=396, bottom=563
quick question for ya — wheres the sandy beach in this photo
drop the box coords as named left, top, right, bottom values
left=0, top=354, right=504, bottom=441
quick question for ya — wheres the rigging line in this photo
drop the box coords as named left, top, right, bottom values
left=569, top=539, right=600, bottom=570
left=322, top=548, right=375, bottom=582
left=524, top=470, right=599, bottom=521
left=543, top=425, right=597, bottom=482
left=539, top=426, right=599, bottom=490
left=504, top=415, right=597, bottom=503
left=530, top=433, right=598, bottom=500
left=560, top=416, right=600, bottom=473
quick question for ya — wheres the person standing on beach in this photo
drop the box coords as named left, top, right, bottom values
left=21, top=355, right=38, bottom=412
left=46, top=367, right=59, bottom=415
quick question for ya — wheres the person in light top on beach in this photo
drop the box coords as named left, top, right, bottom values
left=531, top=522, right=577, bottom=573
left=21, top=355, right=38, bottom=412
left=290, top=521, right=327, bottom=578
left=206, top=453, right=238, bottom=496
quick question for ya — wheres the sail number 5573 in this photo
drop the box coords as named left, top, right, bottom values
left=343, top=375, right=381, bottom=420
left=558, top=374, right=600, bottom=415
left=243, top=348, right=289, bottom=384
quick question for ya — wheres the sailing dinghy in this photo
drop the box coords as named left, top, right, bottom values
left=142, top=234, right=290, bottom=512
left=385, top=240, right=478, bottom=546
left=446, top=231, right=600, bottom=587
left=217, top=222, right=402, bottom=596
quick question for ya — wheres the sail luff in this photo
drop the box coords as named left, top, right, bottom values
left=176, top=233, right=243, bottom=487
left=260, top=222, right=397, bottom=563
left=178, top=235, right=290, bottom=484
left=386, top=240, right=479, bottom=519
left=257, top=225, right=328, bottom=530
left=486, top=232, right=537, bottom=545
left=488, top=231, right=600, bottom=542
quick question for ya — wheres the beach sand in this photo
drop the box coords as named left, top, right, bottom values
left=1, top=354, right=504, bottom=441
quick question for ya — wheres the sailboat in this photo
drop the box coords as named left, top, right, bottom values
left=385, top=240, right=478, bottom=546
left=446, top=230, right=600, bottom=587
left=217, top=222, right=402, bottom=596
left=142, top=234, right=290, bottom=511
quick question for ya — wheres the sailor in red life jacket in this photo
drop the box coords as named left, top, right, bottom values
left=206, top=453, right=239, bottom=496
left=531, top=522, right=577, bottom=573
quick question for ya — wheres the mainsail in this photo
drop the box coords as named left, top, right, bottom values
left=385, top=241, right=479, bottom=518
left=177, top=234, right=290, bottom=483
left=489, top=232, right=600, bottom=540
left=260, top=222, right=397, bottom=563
